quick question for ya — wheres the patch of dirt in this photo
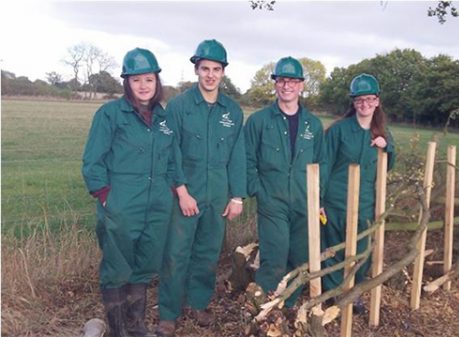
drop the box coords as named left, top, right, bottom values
left=2, top=229, right=458, bottom=337
left=160, top=229, right=459, bottom=337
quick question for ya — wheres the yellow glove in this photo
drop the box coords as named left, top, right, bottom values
left=320, top=213, right=327, bottom=225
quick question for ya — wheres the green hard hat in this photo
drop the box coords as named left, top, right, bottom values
left=190, top=39, right=228, bottom=66
left=121, top=48, right=161, bottom=78
left=271, top=57, right=304, bottom=80
left=349, top=73, right=380, bottom=97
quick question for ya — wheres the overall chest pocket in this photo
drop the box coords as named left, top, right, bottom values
left=111, top=121, right=148, bottom=173
left=361, top=146, right=378, bottom=182
left=340, top=141, right=360, bottom=164
left=295, top=140, right=314, bottom=167
left=214, top=131, right=235, bottom=166
left=259, top=136, right=284, bottom=169
left=181, top=127, right=203, bottom=162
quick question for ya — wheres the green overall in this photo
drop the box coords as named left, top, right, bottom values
left=159, top=84, right=247, bottom=320
left=82, top=97, right=181, bottom=289
left=245, top=102, right=325, bottom=306
left=321, top=115, right=395, bottom=291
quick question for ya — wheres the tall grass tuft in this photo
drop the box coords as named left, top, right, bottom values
left=1, top=222, right=101, bottom=336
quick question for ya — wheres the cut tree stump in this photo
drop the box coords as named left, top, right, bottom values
left=227, top=242, right=259, bottom=291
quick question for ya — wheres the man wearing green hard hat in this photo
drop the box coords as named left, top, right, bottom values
left=244, top=56, right=325, bottom=309
left=82, top=48, right=181, bottom=337
left=156, top=39, right=247, bottom=337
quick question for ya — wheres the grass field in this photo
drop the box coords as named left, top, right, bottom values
left=1, top=99, right=101, bottom=236
left=2, top=98, right=459, bottom=237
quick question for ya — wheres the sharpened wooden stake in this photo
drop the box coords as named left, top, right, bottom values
left=341, top=164, right=360, bottom=337
left=410, top=141, right=437, bottom=310
left=443, top=145, right=456, bottom=291
left=307, top=164, right=322, bottom=308
left=369, top=149, right=388, bottom=327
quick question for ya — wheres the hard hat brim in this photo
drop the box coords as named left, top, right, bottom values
left=190, top=56, right=228, bottom=67
left=120, top=68, right=162, bottom=78
left=271, top=74, right=305, bottom=81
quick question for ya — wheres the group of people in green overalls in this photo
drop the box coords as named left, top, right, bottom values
left=82, top=39, right=395, bottom=337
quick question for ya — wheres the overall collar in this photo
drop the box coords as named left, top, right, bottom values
left=120, top=96, right=166, bottom=117
left=350, top=114, right=369, bottom=132
left=271, top=100, right=309, bottom=121
left=191, top=83, right=227, bottom=108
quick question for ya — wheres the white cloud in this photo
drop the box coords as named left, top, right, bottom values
left=2, top=1, right=458, bottom=93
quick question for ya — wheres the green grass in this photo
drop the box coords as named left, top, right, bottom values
left=1, top=99, right=102, bottom=236
left=2, top=99, right=458, bottom=237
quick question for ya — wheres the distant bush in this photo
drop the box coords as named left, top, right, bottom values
left=1, top=70, right=121, bottom=100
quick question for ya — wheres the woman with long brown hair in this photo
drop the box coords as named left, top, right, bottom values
left=321, top=73, right=396, bottom=312
left=82, top=48, right=180, bottom=337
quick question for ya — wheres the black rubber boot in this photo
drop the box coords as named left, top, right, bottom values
left=126, top=283, right=155, bottom=337
left=102, top=287, right=130, bottom=337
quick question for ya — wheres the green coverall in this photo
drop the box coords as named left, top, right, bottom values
left=244, top=102, right=325, bottom=305
left=82, top=97, right=181, bottom=289
left=321, top=114, right=395, bottom=291
left=159, top=84, right=247, bottom=320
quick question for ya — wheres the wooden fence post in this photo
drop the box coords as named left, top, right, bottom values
left=443, top=145, right=456, bottom=291
left=410, top=141, right=437, bottom=310
left=369, top=149, right=388, bottom=326
left=341, top=164, right=360, bottom=337
left=307, top=164, right=322, bottom=307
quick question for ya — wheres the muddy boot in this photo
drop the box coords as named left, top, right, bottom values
left=125, top=283, right=155, bottom=337
left=353, top=297, right=366, bottom=314
left=155, top=320, right=176, bottom=337
left=191, top=308, right=213, bottom=327
left=102, top=287, right=130, bottom=337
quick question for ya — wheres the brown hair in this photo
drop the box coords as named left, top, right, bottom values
left=194, top=59, right=226, bottom=70
left=123, top=73, right=163, bottom=111
left=343, top=101, right=387, bottom=139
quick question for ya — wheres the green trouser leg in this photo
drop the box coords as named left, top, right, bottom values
left=96, top=194, right=171, bottom=289
left=256, top=209, right=308, bottom=308
left=159, top=204, right=198, bottom=321
left=159, top=203, right=226, bottom=320
left=96, top=212, right=134, bottom=289
left=130, top=205, right=171, bottom=285
left=186, top=203, right=226, bottom=309
left=321, top=206, right=372, bottom=291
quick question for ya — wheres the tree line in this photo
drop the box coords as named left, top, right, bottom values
left=318, top=49, right=459, bottom=128
left=2, top=46, right=458, bottom=128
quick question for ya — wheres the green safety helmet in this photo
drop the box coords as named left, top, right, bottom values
left=271, top=57, right=304, bottom=80
left=349, top=73, right=380, bottom=97
left=121, top=48, right=161, bottom=78
left=190, top=39, right=228, bottom=67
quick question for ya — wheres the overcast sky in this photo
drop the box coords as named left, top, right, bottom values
left=1, top=1, right=458, bottom=92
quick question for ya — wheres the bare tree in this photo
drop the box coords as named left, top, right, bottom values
left=45, top=71, right=63, bottom=86
left=83, top=44, right=116, bottom=98
left=63, top=42, right=117, bottom=98
left=63, top=43, right=85, bottom=92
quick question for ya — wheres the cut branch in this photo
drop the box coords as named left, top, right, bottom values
left=423, top=262, right=459, bottom=293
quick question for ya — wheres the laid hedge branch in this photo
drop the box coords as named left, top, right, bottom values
left=244, top=183, right=434, bottom=337
left=423, top=261, right=459, bottom=293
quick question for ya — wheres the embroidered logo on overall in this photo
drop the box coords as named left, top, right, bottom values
left=301, top=124, right=314, bottom=139
left=159, top=120, right=173, bottom=135
left=219, top=112, right=235, bottom=128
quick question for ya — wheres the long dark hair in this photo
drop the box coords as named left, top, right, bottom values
left=343, top=100, right=387, bottom=139
left=123, top=73, right=163, bottom=111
